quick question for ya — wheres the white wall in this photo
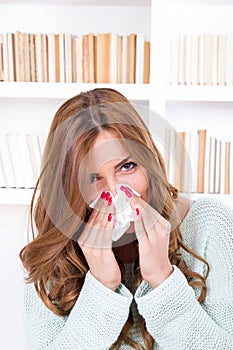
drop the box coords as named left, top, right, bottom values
left=0, top=205, right=29, bottom=349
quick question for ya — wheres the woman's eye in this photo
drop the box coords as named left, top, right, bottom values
left=90, top=174, right=99, bottom=183
left=120, top=161, right=137, bottom=172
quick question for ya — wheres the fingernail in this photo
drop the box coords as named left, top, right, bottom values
left=120, top=185, right=132, bottom=198
left=105, top=192, right=111, bottom=201
left=136, top=208, right=139, bottom=216
left=101, top=191, right=106, bottom=199
left=108, top=213, right=112, bottom=222
left=125, top=186, right=133, bottom=198
left=108, top=198, right=112, bottom=206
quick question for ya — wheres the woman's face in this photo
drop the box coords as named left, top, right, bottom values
left=82, top=130, right=148, bottom=204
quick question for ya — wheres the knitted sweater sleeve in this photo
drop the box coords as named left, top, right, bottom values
left=24, top=270, right=133, bottom=350
left=134, top=199, right=233, bottom=350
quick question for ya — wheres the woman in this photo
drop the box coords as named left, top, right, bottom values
left=20, top=88, right=233, bottom=350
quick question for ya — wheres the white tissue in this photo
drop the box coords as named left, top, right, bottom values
left=89, top=183, right=141, bottom=241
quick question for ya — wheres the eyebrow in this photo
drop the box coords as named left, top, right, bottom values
left=90, top=155, right=131, bottom=177
left=114, top=155, right=131, bottom=169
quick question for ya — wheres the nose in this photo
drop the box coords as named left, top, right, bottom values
left=104, top=176, right=118, bottom=197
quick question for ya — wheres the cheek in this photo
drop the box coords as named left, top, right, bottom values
left=129, top=172, right=148, bottom=200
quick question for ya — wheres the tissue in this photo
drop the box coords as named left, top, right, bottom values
left=89, top=183, right=141, bottom=241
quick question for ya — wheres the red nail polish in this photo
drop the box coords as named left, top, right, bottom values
left=101, top=191, right=106, bottom=199
left=108, top=213, right=112, bottom=222
left=108, top=198, right=112, bottom=206
left=120, top=185, right=132, bottom=198
left=136, top=208, right=139, bottom=216
left=105, top=192, right=111, bottom=201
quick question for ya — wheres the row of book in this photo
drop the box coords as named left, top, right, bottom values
left=0, top=134, right=45, bottom=189
left=0, top=131, right=232, bottom=194
left=0, top=32, right=150, bottom=84
left=169, top=34, right=233, bottom=86
left=161, top=129, right=232, bottom=194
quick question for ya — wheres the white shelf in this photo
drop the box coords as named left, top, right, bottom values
left=0, top=82, right=150, bottom=101
left=164, top=86, right=233, bottom=102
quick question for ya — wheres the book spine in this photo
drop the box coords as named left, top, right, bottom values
left=197, top=129, right=206, bottom=193
left=0, top=134, right=17, bottom=188
left=135, top=33, right=144, bottom=84
left=2, top=33, right=9, bottom=82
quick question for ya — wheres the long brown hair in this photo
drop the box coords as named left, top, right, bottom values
left=20, top=88, right=209, bottom=349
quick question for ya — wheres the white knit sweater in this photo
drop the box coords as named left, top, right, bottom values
left=24, top=198, right=233, bottom=349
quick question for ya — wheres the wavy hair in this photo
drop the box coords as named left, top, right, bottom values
left=20, top=88, right=209, bottom=349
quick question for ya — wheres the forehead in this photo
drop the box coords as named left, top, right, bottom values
left=87, top=130, right=129, bottom=171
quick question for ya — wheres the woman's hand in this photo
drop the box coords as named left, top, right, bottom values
left=130, top=196, right=173, bottom=289
left=77, top=192, right=121, bottom=291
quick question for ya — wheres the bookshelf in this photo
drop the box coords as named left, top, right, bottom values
left=149, top=0, right=233, bottom=208
left=1, top=2, right=233, bottom=348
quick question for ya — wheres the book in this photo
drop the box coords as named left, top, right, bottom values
left=197, top=129, right=206, bottom=193
left=26, top=134, right=42, bottom=181
left=127, top=33, right=136, bottom=83
left=17, top=134, right=36, bottom=188
left=7, top=33, right=15, bottom=82
left=71, top=35, right=77, bottom=83
left=203, top=35, right=213, bottom=85
left=0, top=34, right=3, bottom=81
left=190, top=34, right=198, bottom=85
left=230, top=141, right=233, bottom=194
left=54, top=33, right=60, bottom=82
left=143, top=41, right=150, bottom=84
left=59, top=33, right=65, bottom=83
left=226, top=34, right=233, bottom=86
left=87, top=32, right=95, bottom=83
left=218, top=34, right=227, bottom=85
left=198, top=35, right=204, bottom=85
left=190, top=130, right=199, bottom=193
left=96, top=33, right=110, bottom=83
left=117, top=35, right=122, bottom=84
left=24, top=33, right=31, bottom=82
left=35, top=33, right=43, bottom=82
left=225, top=142, right=230, bottom=194
left=209, top=136, right=216, bottom=193
left=29, top=33, right=36, bottom=82
left=178, top=35, right=184, bottom=85
left=204, top=132, right=211, bottom=193
left=135, top=33, right=144, bottom=84
left=214, top=139, right=221, bottom=193
left=64, top=33, right=72, bottom=83
left=109, top=33, right=119, bottom=84
left=7, top=134, right=25, bottom=188
left=47, top=33, right=56, bottom=82
left=220, top=140, right=226, bottom=194
left=185, top=34, right=191, bottom=85
left=212, top=35, right=218, bottom=86
left=2, top=33, right=9, bottom=82
left=75, top=35, right=83, bottom=83
left=0, top=151, right=7, bottom=188
left=121, top=33, right=128, bottom=83
left=0, top=134, right=17, bottom=188
left=175, top=131, right=185, bottom=192
left=183, top=130, right=192, bottom=193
